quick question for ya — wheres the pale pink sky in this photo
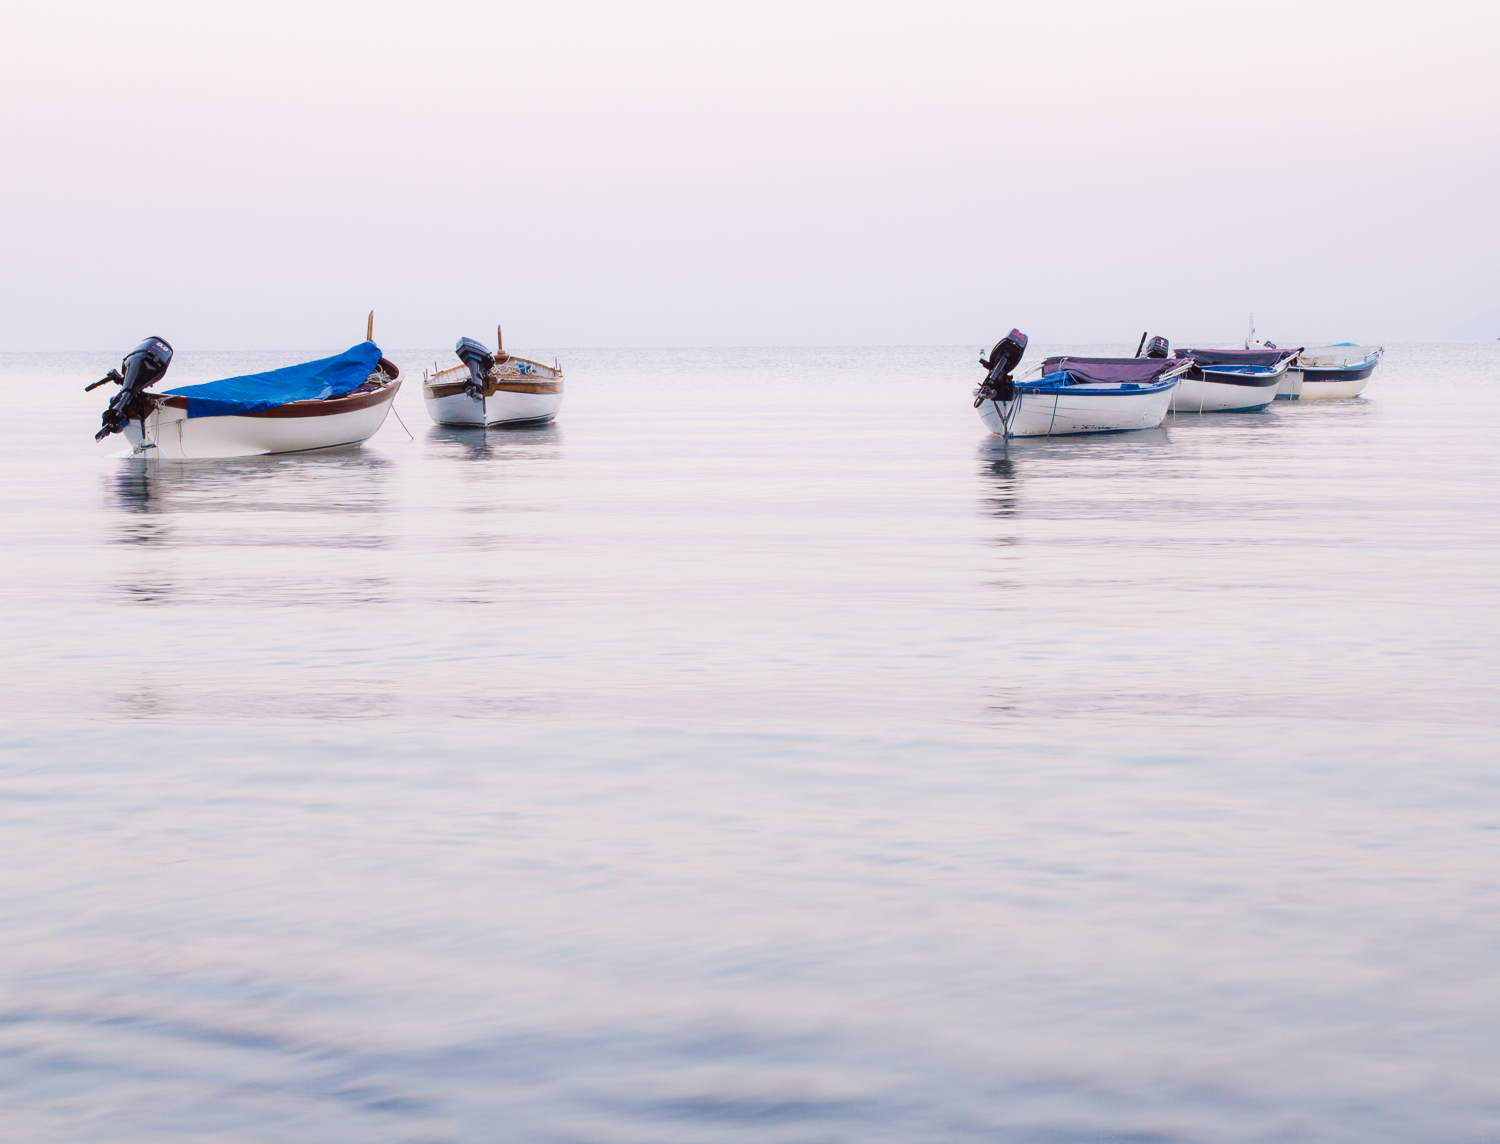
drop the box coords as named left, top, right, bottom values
left=3, top=0, right=1496, bottom=349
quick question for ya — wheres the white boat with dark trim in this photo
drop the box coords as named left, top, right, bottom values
left=1169, top=344, right=1297, bottom=412
left=423, top=327, right=563, bottom=427
left=89, top=316, right=401, bottom=459
left=1239, top=316, right=1382, bottom=399
left=973, top=330, right=1190, bottom=438
left=1286, top=343, right=1383, bottom=400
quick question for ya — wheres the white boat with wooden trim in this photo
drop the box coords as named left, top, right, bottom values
left=423, top=327, right=563, bottom=427
left=90, top=314, right=401, bottom=459
left=973, top=329, right=1190, bottom=438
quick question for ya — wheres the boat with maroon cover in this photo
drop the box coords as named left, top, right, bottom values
left=89, top=315, right=401, bottom=459
left=1169, top=345, right=1299, bottom=412
left=973, top=329, right=1191, bottom=438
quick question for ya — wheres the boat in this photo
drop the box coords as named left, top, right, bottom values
left=1239, top=315, right=1381, bottom=399
left=90, top=314, right=401, bottom=459
left=423, top=326, right=563, bottom=427
left=974, top=329, right=1191, bottom=438
left=1285, top=343, right=1384, bottom=400
left=1169, top=344, right=1297, bottom=412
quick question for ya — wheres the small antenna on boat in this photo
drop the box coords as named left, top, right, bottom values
left=367, top=311, right=375, bottom=342
left=496, top=323, right=504, bottom=354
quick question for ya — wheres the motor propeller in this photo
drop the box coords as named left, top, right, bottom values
left=91, top=336, right=173, bottom=441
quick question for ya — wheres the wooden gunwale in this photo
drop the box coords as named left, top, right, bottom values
left=149, top=379, right=401, bottom=419
left=423, top=355, right=564, bottom=399
left=425, top=380, right=562, bottom=398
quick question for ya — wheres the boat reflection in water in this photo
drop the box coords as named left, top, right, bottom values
left=425, top=421, right=563, bottom=464
left=105, top=450, right=397, bottom=604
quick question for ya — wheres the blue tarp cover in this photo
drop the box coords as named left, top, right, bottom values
left=164, top=342, right=384, bottom=417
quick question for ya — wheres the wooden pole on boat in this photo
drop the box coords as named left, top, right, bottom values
left=496, top=324, right=504, bottom=354
left=1133, top=331, right=1147, bottom=358
left=367, top=311, right=375, bottom=342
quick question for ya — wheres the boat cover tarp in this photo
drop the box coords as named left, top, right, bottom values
left=1173, top=347, right=1297, bottom=367
left=1040, top=357, right=1184, bottom=385
left=164, top=342, right=384, bottom=417
left=1297, top=344, right=1382, bottom=368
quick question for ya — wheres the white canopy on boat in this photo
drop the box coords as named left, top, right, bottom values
left=1298, top=345, right=1383, bottom=368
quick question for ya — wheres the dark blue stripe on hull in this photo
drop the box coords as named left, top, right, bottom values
left=1198, top=371, right=1283, bottom=388
left=1301, top=363, right=1376, bottom=383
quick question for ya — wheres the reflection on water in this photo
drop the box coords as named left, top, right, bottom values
left=103, top=452, right=399, bottom=607
left=2, top=346, right=1499, bottom=1142
left=426, top=421, right=563, bottom=463
left=976, top=441, right=1020, bottom=520
left=108, top=449, right=396, bottom=517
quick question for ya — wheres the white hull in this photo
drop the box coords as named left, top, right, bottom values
left=121, top=384, right=399, bottom=459
left=1291, top=371, right=1372, bottom=400
left=1171, top=366, right=1284, bottom=412
left=1276, top=371, right=1375, bottom=400
left=422, top=387, right=562, bottom=427
left=978, top=384, right=1176, bottom=437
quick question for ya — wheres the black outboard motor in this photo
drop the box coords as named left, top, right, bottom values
left=975, top=328, right=1028, bottom=406
left=1144, top=335, right=1169, bottom=359
left=455, top=336, right=495, bottom=397
left=89, top=336, right=174, bottom=441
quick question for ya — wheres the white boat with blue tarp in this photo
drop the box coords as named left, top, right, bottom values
left=973, top=330, right=1191, bottom=438
left=89, top=315, right=401, bottom=459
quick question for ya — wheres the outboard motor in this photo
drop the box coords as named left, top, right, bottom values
left=975, top=328, right=1027, bottom=406
left=88, top=336, right=174, bottom=441
left=455, top=336, right=495, bottom=398
left=1144, top=335, right=1169, bottom=359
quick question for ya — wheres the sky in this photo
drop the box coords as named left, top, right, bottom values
left=2, top=0, right=1497, bottom=349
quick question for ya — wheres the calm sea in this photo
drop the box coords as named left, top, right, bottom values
left=1, top=343, right=1497, bottom=1142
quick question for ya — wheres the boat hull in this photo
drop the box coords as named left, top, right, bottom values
left=978, top=383, right=1176, bottom=437
left=1171, top=365, right=1284, bottom=413
left=423, top=386, right=562, bottom=427
left=1278, top=349, right=1381, bottom=400
left=1291, top=362, right=1376, bottom=400
left=122, top=381, right=400, bottom=459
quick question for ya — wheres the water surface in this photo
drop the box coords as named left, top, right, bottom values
left=2, top=343, right=1498, bottom=1141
